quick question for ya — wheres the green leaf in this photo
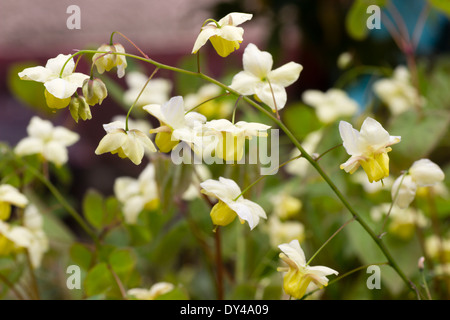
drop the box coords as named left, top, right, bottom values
left=155, top=286, right=189, bottom=300
left=70, top=243, right=94, bottom=270
left=389, top=110, right=450, bottom=166
left=346, top=0, right=370, bottom=40
left=108, top=248, right=136, bottom=274
left=429, top=0, right=450, bottom=17
left=84, top=263, right=115, bottom=297
left=283, top=103, right=321, bottom=141
left=82, top=189, right=104, bottom=229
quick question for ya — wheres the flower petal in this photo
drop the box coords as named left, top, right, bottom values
left=45, top=54, right=75, bottom=77
left=95, top=131, right=127, bottom=155
left=268, top=62, right=303, bottom=87
left=192, top=28, right=218, bottom=54
left=229, top=71, right=260, bottom=96
left=44, top=78, right=78, bottom=99
left=218, top=12, right=253, bottom=26
left=243, top=43, right=273, bottom=79
left=278, top=239, right=306, bottom=269
left=254, top=82, right=287, bottom=112
left=339, top=121, right=360, bottom=156
left=18, top=66, right=55, bottom=83
left=161, top=96, right=185, bottom=129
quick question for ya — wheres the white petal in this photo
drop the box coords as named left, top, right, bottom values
left=114, top=177, right=140, bottom=202
left=51, top=127, right=79, bottom=146
left=268, top=62, right=303, bottom=87
left=42, top=141, right=68, bottom=166
left=161, top=96, right=186, bottom=129
left=192, top=28, right=218, bottom=54
left=358, top=117, right=390, bottom=151
left=123, top=196, right=145, bottom=224
left=278, top=239, right=306, bottom=268
left=122, top=133, right=145, bottom=165
left=27, top=116, right=53, bottom=139
left=243, top=43, right=273, bottom=79
left=64, top=72, right=90, bottom=88
left=14, top=137, right=44, bottom=157
left=131, top=130, right=157, bottom=153
left=45, top=54, right=75, bottom=77
left=143, top=104, right=166, bottom=124
left=44, top=78, right=78, bottom=99
left=0, top=185, right=28, bottom=207
left=95, top=131, right=127, bottom=154
left=392, top=174, right=417, bottom=209
left=217, top=25, right=244, bottom=42
left=339, top=121, right=360, bottom=156
left=409, top=159, right=445, bottom=187
left=227, top=200, right=256, bottom=229
left=18, top=66, right=56, bottom=83
left=254, top=82, right=287, bottom=111
left=229, top=71, right=260, bottom=96
left=200, top=177, right=240, bottom=202
left=218, top=12, right=253, bottom=26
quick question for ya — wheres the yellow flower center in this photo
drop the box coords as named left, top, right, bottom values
left=209, top=36, right=241, bottom=58
left=0, top=202, right=11, bottom=221
left=155, top=132, right=179, bottom=153
left=210, top=200, right=237, bottom=227
left=283, top=268, right=314, bottom=300
left=359, top=151, right=390, bottom=183
left=44, top=89, right=71, bottom=109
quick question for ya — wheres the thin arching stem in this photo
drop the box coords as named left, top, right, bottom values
left=69, top=49, right=416, bottom=294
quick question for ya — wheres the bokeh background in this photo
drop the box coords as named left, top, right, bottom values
left=1, top=0, right=450, bottom=300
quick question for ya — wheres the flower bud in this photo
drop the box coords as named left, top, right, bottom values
left=69, top=95, right=92, bottom=123
left=93, top=43, right=127, bottom=78
left=82, top=78, right=108, bottom=106
left=418, top=256, right=425, bottom=271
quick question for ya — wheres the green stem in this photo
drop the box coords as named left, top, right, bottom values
left=125, top=67, right=159, bottom=131
left=72, top=49, right=415, bottom=293
left=14, top=155, right=99, bottom=245
left=306, top=216, right=355, bottom=266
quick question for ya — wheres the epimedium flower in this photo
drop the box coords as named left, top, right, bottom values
left=370, top=203, right=428, bottom=240
left=192, top=12, right=253, bottom=57
left=267, top=216, right=305, bottom=249
left=392, top=159, right=445, bottom=209
left=95, top=120, right=156, bottom=165
left=373, top=66, right=425, bottom=116
left=143, top=96, right=207, bottom=153
left=123, top=71, right=172, bottom=107
left=127, top=282, right=175, bottom=300
left=202, top=119, right=270, bottom=162
left=114, top=163, right=159, bottom=224
left=15, top=116, right=80, bottom=167
left=302, top=88, right=359, bottom=124
left=18, top=54, right=89, bottom=109
left=229, top=43, right=303, bottom=112
left=339, top=117, right=401, bottom=183
left=93, top=43, right=128, bottom=78
left=0, top=184, right=28, bottom=221
left=0, top=205, right=48, bottom=268
left=200, top=177, right=267, bottom=230
left=277, top=240, right=338, bottom=299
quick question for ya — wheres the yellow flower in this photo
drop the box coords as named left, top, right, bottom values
left=339, top=117, right=401, bottom=183
left=278, top=240, right=338, bottom=299
left=95, top=120, right=156, bottom=165
left=200, top=177, right=267, bottom=230
left=192, top=12, right=252, bottom=57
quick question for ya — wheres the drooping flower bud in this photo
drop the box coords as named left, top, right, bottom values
left=82, top=78, right=108, bottom=106
left=69, top=95, right=92, bottom=123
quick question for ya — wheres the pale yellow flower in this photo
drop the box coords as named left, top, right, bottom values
left=18, top=54, right=89, bottom=109
left=200, top=177, right=267, bottom=230
left=95, top=120, right=156, bottom=165
left=278, top=240, right=338, bottom=299
left=339, top=117, right=401, bottom=183
left=127, top=282, right=174, bottom=300
left=15, top=116, right=79, bottom=166
left=0, top=185, right=28, bottom=221
left=93, top=43, right=127, bottom=78
left=192, top=12, right=253, bottom=57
